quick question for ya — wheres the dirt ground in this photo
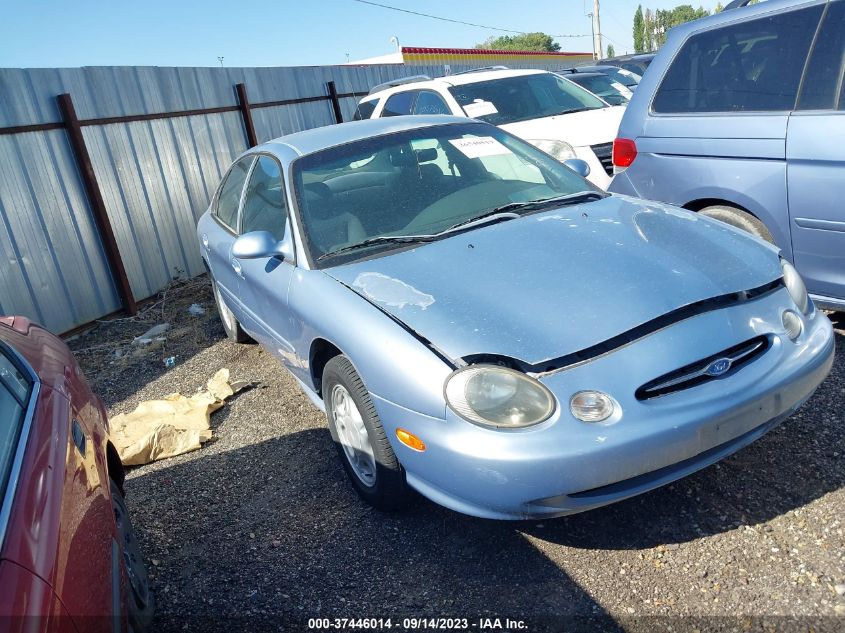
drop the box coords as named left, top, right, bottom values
left=67, top=276, right=845, bottom=632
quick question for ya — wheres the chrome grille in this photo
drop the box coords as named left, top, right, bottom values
left=590, top=142, right=613, bottom=176
left=636, top=336, right=770, bottom=400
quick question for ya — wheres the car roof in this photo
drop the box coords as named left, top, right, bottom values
left=366, top=68, right=548, bottom=100
left=657, top=0, right=818, bottom=41
left=262, top=115, right=473, bottom=157
left=574, top=65, right=617, bottom=71
left=567, top=72, right=606, bottom=80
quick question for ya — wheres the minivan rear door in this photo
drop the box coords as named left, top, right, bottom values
left=786, top=0, right=845, bottom=304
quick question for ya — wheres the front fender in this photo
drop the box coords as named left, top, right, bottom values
left=288, top=268, right=452, bottom=419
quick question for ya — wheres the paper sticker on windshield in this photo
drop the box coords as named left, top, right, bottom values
left=463, top=100, right=498, bottom=118
left=449, top=137, right=512, bottom=159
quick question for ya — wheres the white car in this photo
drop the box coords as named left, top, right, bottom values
left=355, top=68, right=625, bottom=189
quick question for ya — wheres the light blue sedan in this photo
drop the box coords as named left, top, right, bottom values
left=197, top=116, right=834, bottom=520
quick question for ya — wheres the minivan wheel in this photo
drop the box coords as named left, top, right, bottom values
left=323, top=355, right=411, bottom=510
left=210, top=274, right=252, bottom=343
left=111, top=480, right=154, bottom=633
left=699, top=205, right=774, bottom=244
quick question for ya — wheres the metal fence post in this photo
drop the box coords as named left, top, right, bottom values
left=235, top=83, right=259, bottom=147
left=326, top=81, right=343, bottom=124
left=56, top=93, right=137, bottom=316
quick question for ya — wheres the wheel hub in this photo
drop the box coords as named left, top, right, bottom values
left=331, top=384, right=377, bottom=487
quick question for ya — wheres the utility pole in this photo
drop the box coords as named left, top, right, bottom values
left=592, top=0, right=602, bottom=60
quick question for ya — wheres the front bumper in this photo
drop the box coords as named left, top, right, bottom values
left=373, top=288, right=835, bottom=519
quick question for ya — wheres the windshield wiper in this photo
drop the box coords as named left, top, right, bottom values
left=438, top=192, right=605, bottom=235
left=317, top=234, right=435, bottom=261
left=549, top=107, right=595, bottom=116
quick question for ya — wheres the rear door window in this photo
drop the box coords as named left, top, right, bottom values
left=215, top=157, right=254, bottom=230
left=381, top=91, right=418, bottom=117
left=797, top=1, right=845, bottom=110
left=413, top=91, right=452, bottom=115
left=353, top=100, right=377, bottom=120
left=653, top=5, right=824, bottom=113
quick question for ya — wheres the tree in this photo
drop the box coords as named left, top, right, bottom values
left=476, top=32, right=561, bottom=52
left=635, top=3, right=709, bottom=49
left=714, top=1, right=724, bottom=11
left=633, top=5, right=646, bottom=53
left=606, top=44, right=616, bottom=58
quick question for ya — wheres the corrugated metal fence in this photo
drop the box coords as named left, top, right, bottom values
left=0, top=62, right=509, bottom=334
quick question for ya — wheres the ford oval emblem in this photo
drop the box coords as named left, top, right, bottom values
left=705, top=358, right=732, bottom=377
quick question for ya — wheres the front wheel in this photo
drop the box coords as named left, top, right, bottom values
left=323, top=355, right=411, bottom=510
left=698, top=205, right=774, bottom=244
left=111, top=480, right=154, bottom=633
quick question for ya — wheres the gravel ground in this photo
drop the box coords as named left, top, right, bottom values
left=68, top=277, right=845, bottom=632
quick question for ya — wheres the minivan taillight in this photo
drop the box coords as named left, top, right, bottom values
left=612, top=137, right=637, bottom=171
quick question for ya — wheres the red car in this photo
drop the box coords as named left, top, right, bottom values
left=0, top=316, right=153, bottom=632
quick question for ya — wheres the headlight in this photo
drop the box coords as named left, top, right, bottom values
left=781, top=259, right=809, bottom=313
left=527, top=139, right=577, bottom=161
left=444, top=365, right=556, bottom=428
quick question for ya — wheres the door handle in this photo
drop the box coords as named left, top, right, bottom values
left=231, top=258, right=244, bottom=279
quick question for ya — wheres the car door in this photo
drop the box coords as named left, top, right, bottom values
left=787, top=0, right=845, bottom=303
left=204, top=156, right=255, bottom=326
left=235, top=155, right=299, bottom=363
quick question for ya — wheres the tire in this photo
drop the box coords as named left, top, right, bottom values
left=698, top=205, right=775, bottom=244
left=210, top=273, right=252, bottom=343
left=323, top=355, right=411, bottom=510
left=110, top=480, right=154, bottom=633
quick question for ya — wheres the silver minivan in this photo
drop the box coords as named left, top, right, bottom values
left=609, top=0, right=845, bottom=311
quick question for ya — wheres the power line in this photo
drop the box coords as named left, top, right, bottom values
left=350, top=0, right=590, bottom=38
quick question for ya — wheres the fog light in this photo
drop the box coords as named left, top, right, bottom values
left=570, top=391, right=615, bottom=422
left=396, top=428, right=426, bottom=451
left=782, top=309, right=803, bottom=340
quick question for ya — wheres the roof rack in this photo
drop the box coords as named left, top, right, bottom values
left=367, top=75, right=432, bottom=95
left=450, top=65, right=510, bottom=76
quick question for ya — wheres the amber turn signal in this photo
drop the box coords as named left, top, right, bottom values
left=396, top=428, right=426, bottom=452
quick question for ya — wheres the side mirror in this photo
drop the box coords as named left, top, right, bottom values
left=563, top=158, right=591, bottom=179
left=232, top=231, right=287, bottom=260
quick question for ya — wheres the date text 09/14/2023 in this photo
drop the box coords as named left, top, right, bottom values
left=307, top=617, right=528, bottom=630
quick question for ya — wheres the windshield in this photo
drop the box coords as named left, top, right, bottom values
left=293, top=122, right=597, bottom=265
left=447, top=73, right=606, bottom=125
left=569, top=74, right=631, bottom=105
left=0, top=348, right=33, bottom=506
left=603, top=67, right=642, bottom=87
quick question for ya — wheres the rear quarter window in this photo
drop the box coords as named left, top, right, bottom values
left=653, top=5, right=824, bottom=113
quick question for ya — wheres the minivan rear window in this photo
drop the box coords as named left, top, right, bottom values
left=653, top=5, right=823, bottom=113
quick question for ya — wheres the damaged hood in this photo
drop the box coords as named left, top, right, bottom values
left=324, top=196, right=782, bottom=366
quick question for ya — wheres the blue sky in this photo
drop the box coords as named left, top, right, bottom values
left=0, top=0, right=720, bottom=68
